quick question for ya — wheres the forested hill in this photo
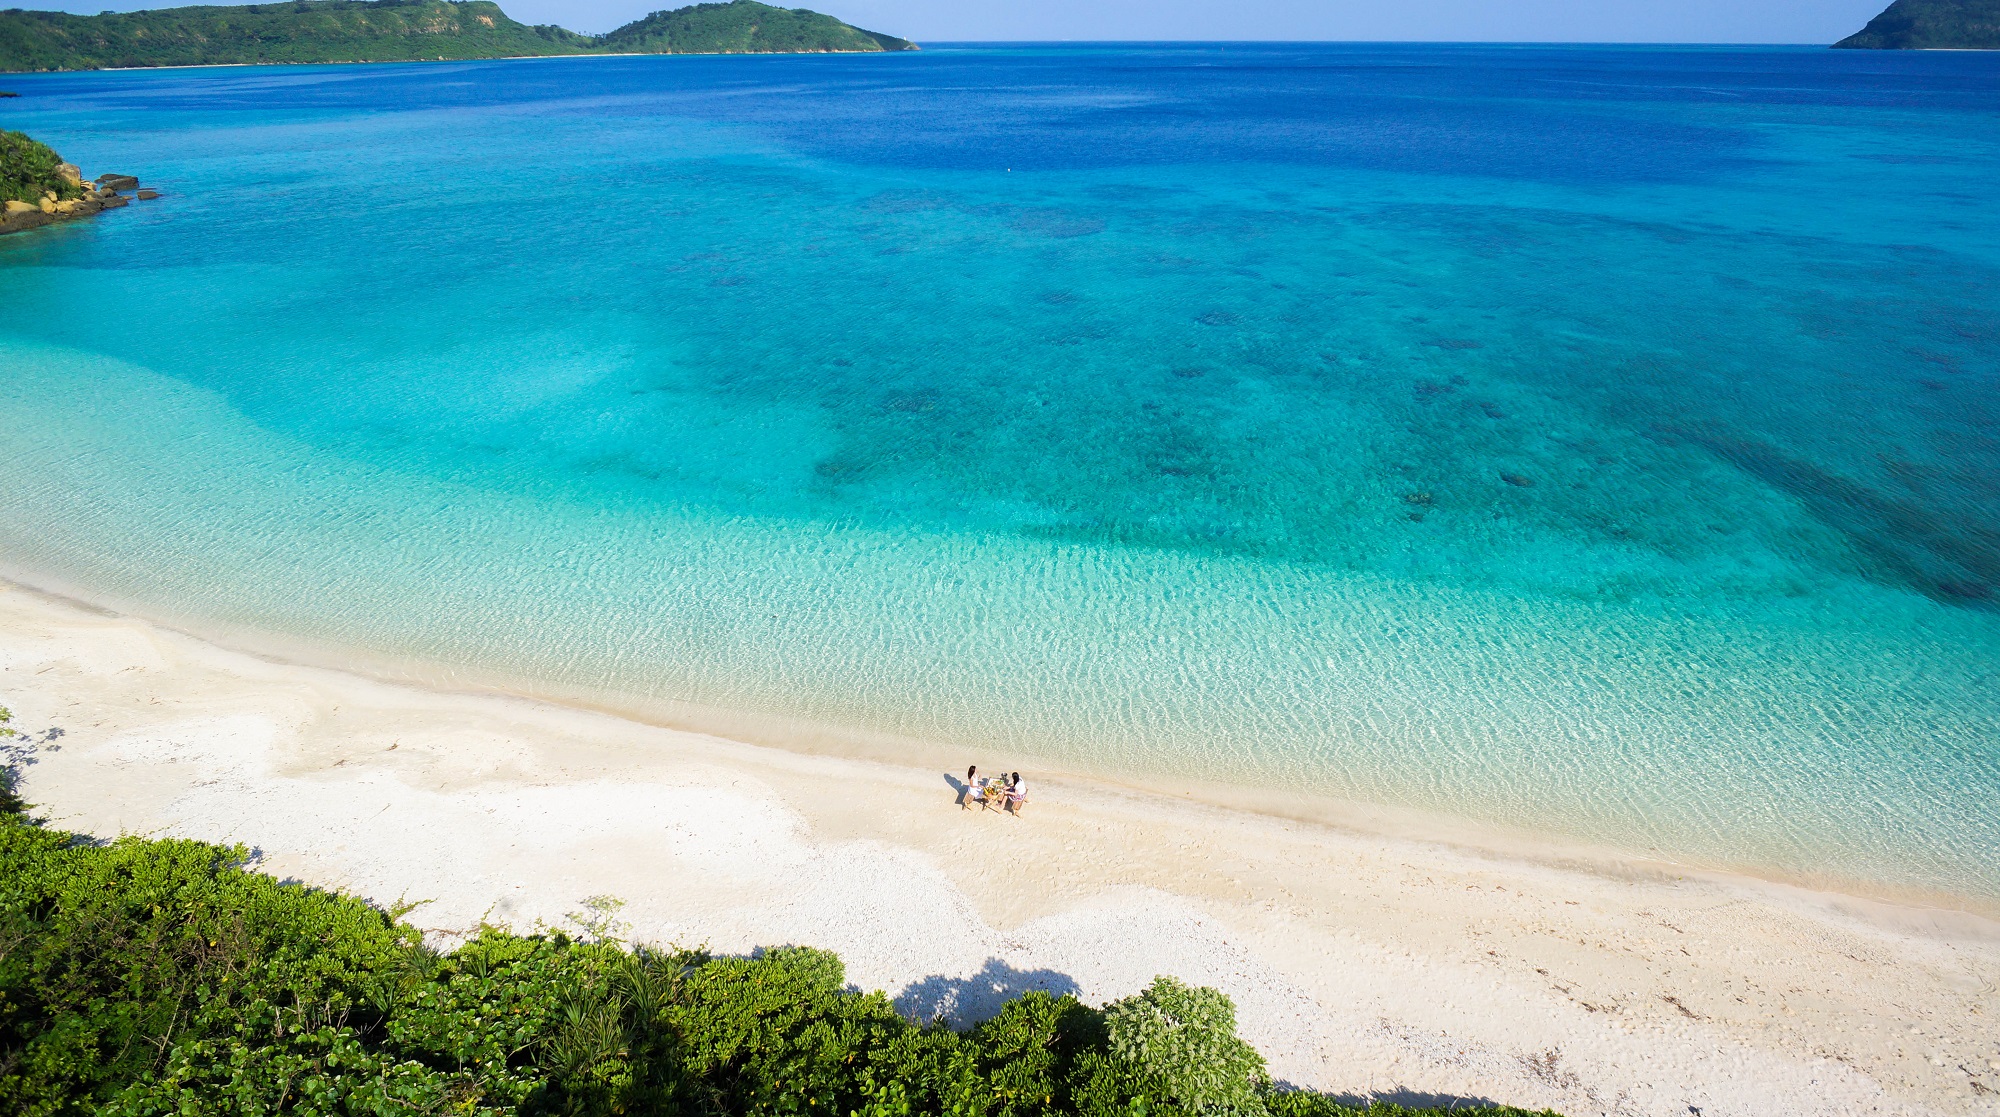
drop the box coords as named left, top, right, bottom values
left=1834, top=0, right=2000, bottom=47
left=0, top=0, right=917, bottom=72
left=601, top=1, right=914, bottom=53
left=0, top=1, right=591, bottom=69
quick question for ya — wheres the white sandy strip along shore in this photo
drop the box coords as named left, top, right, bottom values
left=1, top=583, right=1996, bottom=1116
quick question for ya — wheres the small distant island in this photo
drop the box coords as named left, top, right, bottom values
left=1834, top=0, right=2000, bottom=48
left=0, top=0, right=917, bottom=73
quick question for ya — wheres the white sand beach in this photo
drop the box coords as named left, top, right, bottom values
left=2, top=581, right=1995, bottom=1116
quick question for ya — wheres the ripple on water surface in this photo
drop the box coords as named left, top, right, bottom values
left=0, top=44, right=1996, bottom=903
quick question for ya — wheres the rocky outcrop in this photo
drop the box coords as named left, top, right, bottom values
left=0, top=203, right=47, bottom=231
left=0, top=169, right=157, bottom=236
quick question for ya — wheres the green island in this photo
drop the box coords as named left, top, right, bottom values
left=0, top=0, right=916, bottom=73
left=0, top=736, right=1555, bottom=1116
left=1834, top=0, right=2000, bottom=47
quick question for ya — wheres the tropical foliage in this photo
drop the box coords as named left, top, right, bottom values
left=0, top=0, right=915, bottom=72
left=0, top=757, right=1559, bottom=1116
left=0, top=131, right=79, bottom=206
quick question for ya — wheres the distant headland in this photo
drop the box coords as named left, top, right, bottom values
left=0, top=130, right=156, bottom=235
left=1834, top=0, right=2000, bottom=48
left=0, top=0, right=918, bottom=73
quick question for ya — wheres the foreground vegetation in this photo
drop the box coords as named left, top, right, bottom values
left=0, top=752, right=1556, bottom=1115
left=1833, top=0, right=2000, bottom=47
left=0, top=0, right=916, bottom=73
left=0, top=130, right=79, bottom=206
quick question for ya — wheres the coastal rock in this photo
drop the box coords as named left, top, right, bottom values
left=0, top=132, right=141, bottom=236
left=3, top=168, right=141, bottom=234
left=0, top=210, right=49, bottom=233
left=136, top=189, right=159, bottom=200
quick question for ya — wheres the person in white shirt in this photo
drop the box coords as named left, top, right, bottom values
left=1005, top=771, right=1027, bottom=816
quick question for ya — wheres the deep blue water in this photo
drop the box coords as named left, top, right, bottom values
left=1, top=44, right=1997, bottom=901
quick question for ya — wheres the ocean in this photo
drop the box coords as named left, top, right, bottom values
left=1, top=43, right=1996, bottom=903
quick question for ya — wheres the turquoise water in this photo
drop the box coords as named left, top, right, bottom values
left=2, top=45, right=1997, bottom=901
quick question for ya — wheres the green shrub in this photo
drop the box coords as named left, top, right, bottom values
left=0, top=132, right=78, bottom=205
left=1094, top=977, right=1269, bottom=1115
left=0, top=786, right=1562, bottom=1117
left=0, top=707, right=22, bottom=817
left=966, top=990, right=1100, bottom=1115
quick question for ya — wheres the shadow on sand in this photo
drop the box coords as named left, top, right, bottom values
left=1315, top=1086, right=1507, bottom=1109
left=895, top=957, right=1082, bottom=1025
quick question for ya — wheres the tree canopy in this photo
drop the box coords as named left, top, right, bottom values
left=0, top=0, right=916, bottom=72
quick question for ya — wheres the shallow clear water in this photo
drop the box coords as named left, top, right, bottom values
left=2, top=44, right=1997, bottom=901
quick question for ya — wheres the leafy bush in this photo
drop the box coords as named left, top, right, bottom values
left=1095, top=977, right=1267, bottom=1114
left=0, top=785, right=1562, bottom=1117
left=0, top=132, right=79, bottom=206
left=0, top=708, right=21, bottom=816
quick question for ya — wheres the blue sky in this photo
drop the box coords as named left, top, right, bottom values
left=40, top=0, right=1891, bottom=44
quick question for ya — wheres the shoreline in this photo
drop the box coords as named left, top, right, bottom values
left=2, top=579, right=1996, bottom=1114
left=13, top=44, right=1990, bottom=77
left=1, top=47, right=916, bottom=77
left=3, top=563, right=1992, bottom=926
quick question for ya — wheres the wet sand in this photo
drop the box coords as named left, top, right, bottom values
left=2, top=582, right=1995, bottom=1115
